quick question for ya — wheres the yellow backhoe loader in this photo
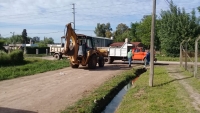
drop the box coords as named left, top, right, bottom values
left=63, top=23, right=108, bottom=69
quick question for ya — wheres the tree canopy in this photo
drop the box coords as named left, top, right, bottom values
left=22, top=29, right=27, bottom=44
left=158, top=2, right=200, bottom=56
left=94, top=23, right=112, bottom=38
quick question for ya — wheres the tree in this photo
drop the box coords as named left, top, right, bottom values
left=36, top=37, right=54, bottom=47
left=32, top=36, right=40, bottom=43
left=129, top=22, right=140, bottom=42
left=113, top=23, right=129, bottom=42
left=9, top=35, right=23, bottom=44
left=136, top=15, right=161, bottom=49
left=105, top=31, right=112, bottom=38
left=94, top=23, right=112, bottom=37
left=22, top=29, right=27, bottom=44
left=158, top=1, right=200, bottom=57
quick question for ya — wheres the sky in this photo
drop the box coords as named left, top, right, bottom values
left=0, top=0, right=199, bottom=43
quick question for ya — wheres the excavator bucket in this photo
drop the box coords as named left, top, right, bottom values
left=63, top=23, right=79, bottom=64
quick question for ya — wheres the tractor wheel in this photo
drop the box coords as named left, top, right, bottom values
left=70, top=63, right=79, bottom=68
left=98, top=56, right=105, bottom=67
left=107, top=56, right=114, bottom=64
left=54, top=54, right=60, bottom=60
left=88, top=55, right=97, bottom=69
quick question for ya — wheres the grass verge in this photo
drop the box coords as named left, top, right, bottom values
left=115, top=66, right=197, bottom=113
left=156, top=56, right=180, bottom=61
left=156, top=56, right=200, bottom=62
left=24, top=54, right=51, bottom=57
left=61, top=68, right=146, bottom=113
left=181, top=67, right=200, bottom=94
left=0, top=58, right=69, bottom=81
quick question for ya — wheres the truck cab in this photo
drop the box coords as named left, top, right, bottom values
left=132, top=47, right=157, bottom=62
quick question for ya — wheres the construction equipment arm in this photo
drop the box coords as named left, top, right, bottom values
left=63, top=23, right=79, bottom=63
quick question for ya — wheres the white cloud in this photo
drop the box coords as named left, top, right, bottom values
left=0, top=0, right=199, bottom=43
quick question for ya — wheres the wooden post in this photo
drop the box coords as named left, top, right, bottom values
left=185, top=38, right=191, bottom=70
left=194, top=36, right=200, bottom=77
left=149, top=0, right=156, bottom=87
left=185, top=42, right=187, bottom=70
left=180, top=40, right=185, bottom=67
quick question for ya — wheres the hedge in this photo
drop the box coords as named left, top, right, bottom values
left=0, top=50, right=24, bottom=65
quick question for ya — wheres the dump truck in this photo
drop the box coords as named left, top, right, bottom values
left=62, top=23, right=109, bottom=69
left=97, top=38, right=157, bottom=64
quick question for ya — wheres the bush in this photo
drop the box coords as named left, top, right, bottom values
left=0, top=53, right=10, bottom=64
left=0, top=50, right=24, bottom=66
left=9, top=50, right=24, bottom=63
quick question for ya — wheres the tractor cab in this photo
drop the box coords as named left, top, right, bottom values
left=77, top=35, right=95, bottom=57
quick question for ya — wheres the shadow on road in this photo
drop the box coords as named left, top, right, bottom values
left=0, top=107, right=37, bottom=113
left=78, top=64, right=132, bottom=71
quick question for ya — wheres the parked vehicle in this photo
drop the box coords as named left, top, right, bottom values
left=132, top=47, right=157, bottom=63
left=101, top=38, right=157, bottom=64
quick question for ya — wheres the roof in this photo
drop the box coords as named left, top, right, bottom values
left=109, top=42, right=142, bottom=47
left=61, top=34, right=87, bottom=38
left=61, top=34, right=113, bottom=40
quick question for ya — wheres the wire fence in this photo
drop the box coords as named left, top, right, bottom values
left=180, top=45, right=200, bottom=78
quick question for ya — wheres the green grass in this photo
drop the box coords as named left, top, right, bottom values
left=156, top=56, right=200, bottom=62
left=115, top=66, right=197, bottom=113
left=156, top=56, right=180, bottom=61
left=24, top=54, right=51, bottom=57
left=61, top=68, right=145, bottom=113
left=180, top=67, right=200, bottom=94
left=0, top=58, right=69, bottom=81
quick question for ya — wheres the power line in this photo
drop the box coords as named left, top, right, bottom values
left=0, top=1, right=150, bottom=18
left=0, top=9, right=71, bottom=18
left=28, top=31, right=63, bottom=34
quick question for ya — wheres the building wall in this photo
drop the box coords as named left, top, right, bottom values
left=92, top=37, right=113, bottom=47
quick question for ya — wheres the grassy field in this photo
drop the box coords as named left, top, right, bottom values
left=61, top=68, right=146, bottom=113
left=115, top=66, right=198, bottom=113
left=156, top=56, right=200, bottom=62
left=0, top=58, right=69, bottom=81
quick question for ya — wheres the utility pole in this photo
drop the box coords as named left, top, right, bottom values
left=149, top=0, right=156, bottom=87
left=72, top=3, right=75, bottom=31
left=10, top=32, right=15, bottom=44
left=10, top=32, right=15, bottom=37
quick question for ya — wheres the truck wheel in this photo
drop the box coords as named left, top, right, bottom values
left=54, top=54, right=60, bottom=60
left=98, top=57, right=104, bottom=67
left=70, top=63, right=79, bottom=68
left=107, top=57, right=114, bottom=64
left=88, top=55, right=97, bottom=69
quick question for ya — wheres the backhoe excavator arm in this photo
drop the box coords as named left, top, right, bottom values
left=63, top=23, right=79, bottom=64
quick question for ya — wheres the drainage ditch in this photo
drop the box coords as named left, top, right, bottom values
left=101, top=68, right=146, bottom=113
